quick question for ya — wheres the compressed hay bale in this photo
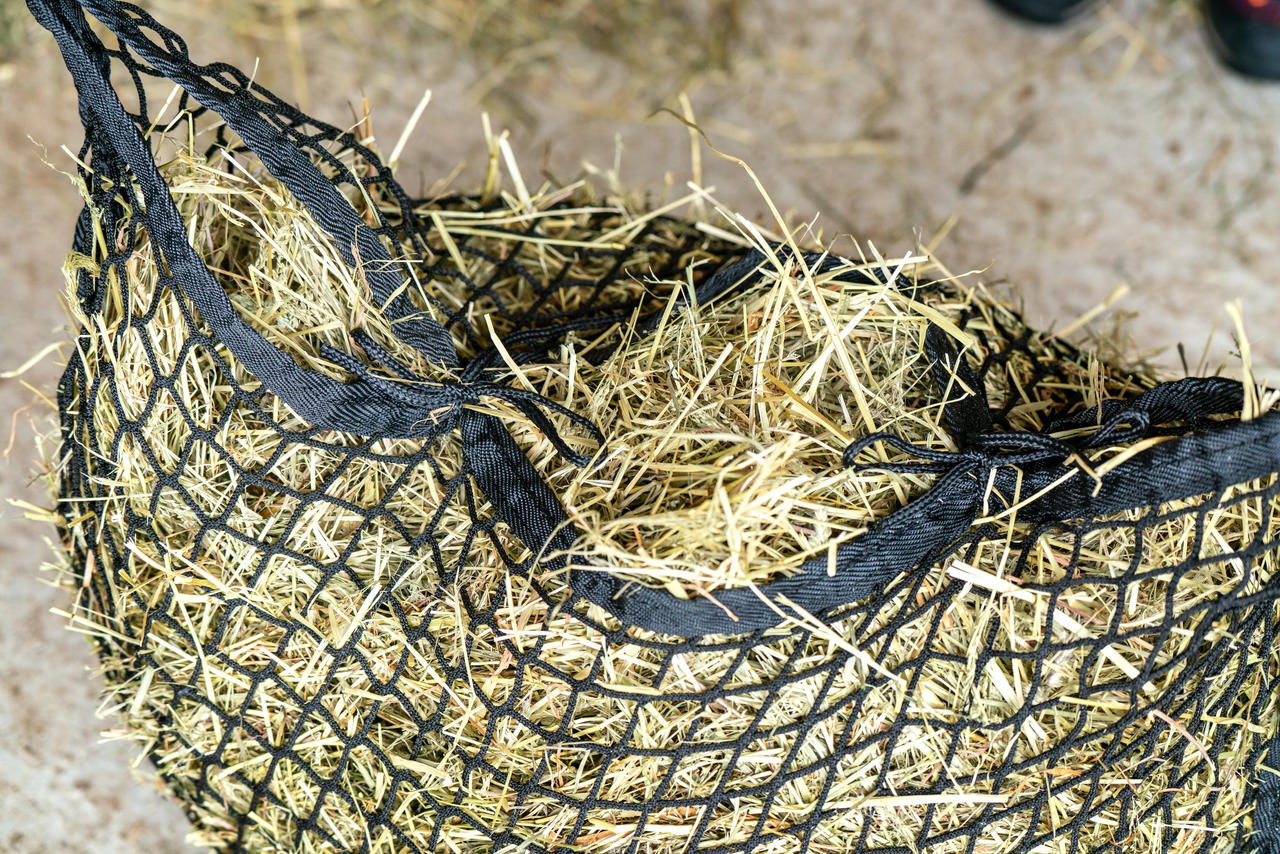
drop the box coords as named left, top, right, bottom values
left=32, top=2, right=1280, bottom=853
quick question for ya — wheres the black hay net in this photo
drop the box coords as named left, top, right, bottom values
left=32, top=1, right=1280, bottom=852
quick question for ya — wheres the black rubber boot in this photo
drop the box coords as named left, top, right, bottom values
left=989, top=0, right=1097, bottom=24
left=1206, top=0, right=1280, bottom=80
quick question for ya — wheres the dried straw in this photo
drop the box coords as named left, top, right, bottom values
left=43, top=116, right=1280, bottom=854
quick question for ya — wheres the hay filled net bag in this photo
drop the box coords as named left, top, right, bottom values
left=33, top=1, right=1280, bottom=852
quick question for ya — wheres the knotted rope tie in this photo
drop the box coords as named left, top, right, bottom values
left=321, top=328, right=606, bottom=467
left=840, top=367, right=1247, bottom=519
left=843, top=429, right=1075, bottom=477
left=843, top=400, right=1153, bottom=489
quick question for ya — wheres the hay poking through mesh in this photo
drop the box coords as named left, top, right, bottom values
left=43, top=111, right=1280, bottom=854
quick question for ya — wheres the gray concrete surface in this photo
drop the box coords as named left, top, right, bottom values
left=2, top=1, right=1279, bottom=851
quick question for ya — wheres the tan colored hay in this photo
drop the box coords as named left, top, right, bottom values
left=44, top=117, right=1280, bottom=854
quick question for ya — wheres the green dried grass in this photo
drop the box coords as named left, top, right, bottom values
left=44, top=116, right=1280, bottom=854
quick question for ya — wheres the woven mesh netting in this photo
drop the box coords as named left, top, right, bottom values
left=34, top=1, right=1280, bottom=852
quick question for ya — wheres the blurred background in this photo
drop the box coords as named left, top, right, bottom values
left=1, top=1, right=1278, bottom=851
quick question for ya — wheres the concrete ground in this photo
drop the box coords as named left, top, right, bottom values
left=2, top=1, right=1279, bottom=851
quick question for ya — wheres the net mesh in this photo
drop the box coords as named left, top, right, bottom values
left=39, top=1, right=1280, bottom=852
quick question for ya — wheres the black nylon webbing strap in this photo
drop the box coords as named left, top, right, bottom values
left=479, top=337, right=1274, bottom=638
left=33, top=0, right=450, bottom=434
left=465, top=316, right=1280, bottom=850
left=460, top=247, right=1265, bottom=641
left=70, top=0, right=459, bottom=370
left=30, top=0, right=607, bottom=455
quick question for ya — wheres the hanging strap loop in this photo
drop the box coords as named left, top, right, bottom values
left=31, top=0, right=603, bottom=462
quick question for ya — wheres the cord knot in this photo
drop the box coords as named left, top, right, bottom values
left=842, top=323, right=1245, bottom=517
left=318, top=327, right=605, bottom=467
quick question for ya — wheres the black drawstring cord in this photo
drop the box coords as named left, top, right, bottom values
left=843, top=326, right=1244, bottom=499
left=320, top=328, right=606, bottom=468
left=843, top=429, right=1073, bottom=476
left=840, top=408, right=1144, bottom=488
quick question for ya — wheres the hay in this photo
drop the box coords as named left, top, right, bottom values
left=46, top=115, right=1280, bottom=854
